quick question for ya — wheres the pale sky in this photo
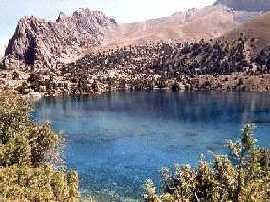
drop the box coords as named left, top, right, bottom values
left=0, top=0, right=216, bottom=45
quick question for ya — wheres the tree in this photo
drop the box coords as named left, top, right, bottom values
left=0, top=92, right=80, bottom=201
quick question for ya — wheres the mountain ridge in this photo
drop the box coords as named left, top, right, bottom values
left=102, top=5, right=260, bottom=47
left=2, top=3, right=266, bottom=69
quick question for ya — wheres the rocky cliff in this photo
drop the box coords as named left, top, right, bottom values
left=3, top=9, right=117, bottom=70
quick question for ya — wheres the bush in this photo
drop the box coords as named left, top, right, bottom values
left=0, top=92, right=79, bottom=201
left=144, top=124, right=270, bottom=202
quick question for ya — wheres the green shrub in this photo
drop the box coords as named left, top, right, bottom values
left=144, top=124, right=270, bottom=202
left=0, top=92, right=80, bottom=201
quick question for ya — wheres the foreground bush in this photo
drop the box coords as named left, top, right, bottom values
left=144, top=124, right=270, bottom=202
left=0, top=92, right=79, bottom=201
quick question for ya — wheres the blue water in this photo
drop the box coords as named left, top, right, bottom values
left=32, top=91, right=270, bottom=200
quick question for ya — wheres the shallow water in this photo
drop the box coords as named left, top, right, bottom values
left=32, top=91, right=270, bottom=200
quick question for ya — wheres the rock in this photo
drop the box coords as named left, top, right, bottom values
left=26, top=92, right=42, bottom=101
left=39, top=85, right=46, bottom=92
left=172, top=82, right=186, bottom=92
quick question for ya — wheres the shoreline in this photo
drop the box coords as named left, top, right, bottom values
left=1, top=69, right=270, bottom=100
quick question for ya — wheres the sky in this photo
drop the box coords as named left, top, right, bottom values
left=0, top=0, right=216, bottom=46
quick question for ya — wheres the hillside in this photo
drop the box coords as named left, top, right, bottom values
left=223, top=12, right=270, bottom=55
left=11, top=38, right=270, bottom=97
left=103, top=5, right=259, bottom=47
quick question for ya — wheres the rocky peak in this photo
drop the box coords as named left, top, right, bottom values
left=3, top=9, right=117, bottom=70
left=56, top=12, right=66, bottom=22
left=73, top=9, right=103, bottom=18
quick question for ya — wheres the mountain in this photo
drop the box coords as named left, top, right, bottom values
left=103, top=5, right=259, bottom=47
left=215, top=0, right=270, bottom=12
left=3, top=9, right=117, bottom=70
left=223, top=12, right=270, bottom=56
left=2, top=5, right=263, bottom=69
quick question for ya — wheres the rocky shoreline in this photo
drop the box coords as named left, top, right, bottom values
left=0, top=69, right=270, bottom=99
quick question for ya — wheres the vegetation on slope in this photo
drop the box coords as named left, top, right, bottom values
left=0, top=92, right=79, bottom=201
left=144, top=124, right=270, bottom=201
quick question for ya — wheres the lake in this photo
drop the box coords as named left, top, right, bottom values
left=32, top=91, right=270, bottom=201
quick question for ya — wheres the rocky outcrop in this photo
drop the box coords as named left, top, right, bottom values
left=3, top=9, right=117, bottom=70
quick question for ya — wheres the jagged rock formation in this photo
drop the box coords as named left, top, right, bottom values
left=215, top=0, right=270, bottom=12
left=3, top=9, right=117, bottom=70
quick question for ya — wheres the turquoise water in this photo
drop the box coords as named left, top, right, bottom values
left=32, top=91, right=270, bottom=200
